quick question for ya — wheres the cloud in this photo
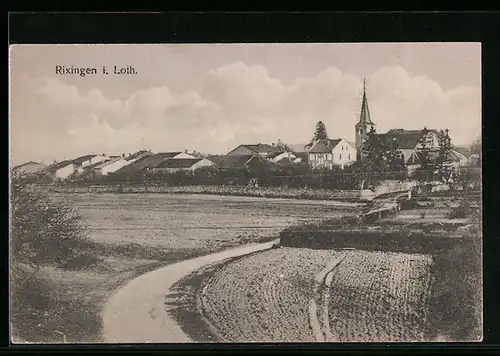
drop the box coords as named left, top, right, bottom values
left=10, top=63, right=481, bottom=165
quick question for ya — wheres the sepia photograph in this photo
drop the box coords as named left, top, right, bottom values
left=9, top=42, right=482, bottom=344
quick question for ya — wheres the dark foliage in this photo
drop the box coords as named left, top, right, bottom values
left=10, top=172, right=90, bottom=268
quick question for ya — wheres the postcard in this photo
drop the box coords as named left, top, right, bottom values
left=9, top=43, right=482, bottom=344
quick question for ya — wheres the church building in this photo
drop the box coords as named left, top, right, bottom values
left=355, top=79, right=468, bottom=176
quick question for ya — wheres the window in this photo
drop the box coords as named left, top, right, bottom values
left=340, top=154, right=342, bottom=160
left=348, top=154, right=351, bottom=160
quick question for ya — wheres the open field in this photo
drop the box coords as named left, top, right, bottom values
left=175, top=247, right=434, bottom=343
left=51, top=193, right=363, bottom=248
left=12, top=193, right=361, bottom=343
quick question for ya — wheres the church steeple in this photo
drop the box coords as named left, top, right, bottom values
left=355, top=78, right=376, bottom=151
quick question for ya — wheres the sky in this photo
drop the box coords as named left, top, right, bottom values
left=9, top=43, right=481, bottom=166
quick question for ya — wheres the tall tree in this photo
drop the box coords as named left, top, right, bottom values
left=310, top=121, right=328, bottom=145
left=414, top=126, right=435, bottom=182
left=353, top=127, right=386, bottom=189
left=383, top=140, right=406, bottom=180
left=436, top=129, right=454, bottom=183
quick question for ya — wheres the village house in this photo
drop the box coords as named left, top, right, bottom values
left=265, top=151, right=306, bottom=164
left=12, top=161, right=47, bottom=175
left=72, top=154, right=108, bottom=174
left=307, top=138, right=357, bottom=169
left=81, top=155, right=131, bottom=179
left=152, top=158, right=215, bottom=173
left=113, top=151, right=197, bottom=177
left=227, top=144, right=283, bottom=157
left=208, top=154, right=281, bottom=171
left=41, top=160, right=75, bottom=180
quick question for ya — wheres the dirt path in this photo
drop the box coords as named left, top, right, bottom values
left=101, top=239, right=279, bottom=343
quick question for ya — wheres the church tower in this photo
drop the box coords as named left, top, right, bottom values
left=355, top=78, right=376, bottom=151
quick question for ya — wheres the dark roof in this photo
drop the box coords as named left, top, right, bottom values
left=72, top=154, right=98, bottom=165
left=207, top=155, right=254, bottom=169
left=308, top=139, right=342, bottom=153
left=13, top=161, right=43, bottom=169
left=44, top=160, right=73, bottom=172
left=126, top=150, right=154, bottom=161
left=293, top=152, right=309, bottom=161
left=155, top=158, right=202, bottom=169
left=114, top=153, right=182, bottom=175
left=375, top=129, right=439, bottom=150
left=82, top=158, right=114, bottom=171
left=239, top=144, right=282, bottom=154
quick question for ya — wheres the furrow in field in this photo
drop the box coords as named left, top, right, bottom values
left=326, top=251, right=433, bottom=342
left=199, top=248, right=338, bottom=342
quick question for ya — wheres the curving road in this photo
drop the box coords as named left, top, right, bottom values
left=101, top=239, right=279, bottom=343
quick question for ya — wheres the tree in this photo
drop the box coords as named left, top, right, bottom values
left=310, top=121, right=328, bottom=145
left=10, top=171, right=89, bottom=268
left=436, top=129, right=454, bottom=183
left=353, top=127, right=386, bottom=189
left=383, top=142, right=407, bottom=180
left=414, top=126, right=436, bottom=182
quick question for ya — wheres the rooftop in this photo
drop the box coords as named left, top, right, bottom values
left=155, top=158, right=203, bottom=169
left=308, top=138, right=343, bottom=153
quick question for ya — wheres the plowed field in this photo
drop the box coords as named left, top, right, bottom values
left=198, top=248, right=433, bottom=342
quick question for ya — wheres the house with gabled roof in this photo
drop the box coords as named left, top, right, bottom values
left=208, top=154, right=282, bottom=171
left=12, top=161, right=47, bottom=175
left=113, top=151, right=196, bottom=177
left=41, top=160, right=75, bottom=180
left=72, top=154, right=108, bottom=174
left=80, top=155, right=134, bottom=179
left=306, top=138, right=357, bottom=169
left=265, top=151, right=307, bottom=165
left=227, top=143, right=283, bottom=157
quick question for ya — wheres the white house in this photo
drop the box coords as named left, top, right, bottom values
left=307, top=138, right=357, bottom=169
left=86, top=156, right=133, bottom=176
left=73, top=154, right=108, bottom=173
left=152, top=158, right=215, bottom=173
left=43, top=160, right=75, bottom=180
left=266, top=151, right=298, bottom=163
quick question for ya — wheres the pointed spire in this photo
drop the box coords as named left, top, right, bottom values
left=357, top=77, right=373, bottom=125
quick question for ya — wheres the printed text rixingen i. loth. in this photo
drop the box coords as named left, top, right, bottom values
left=55, top=65, right=137, bottom=76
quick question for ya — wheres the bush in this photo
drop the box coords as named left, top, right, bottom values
left=10, top=172, right=90, bottom=268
